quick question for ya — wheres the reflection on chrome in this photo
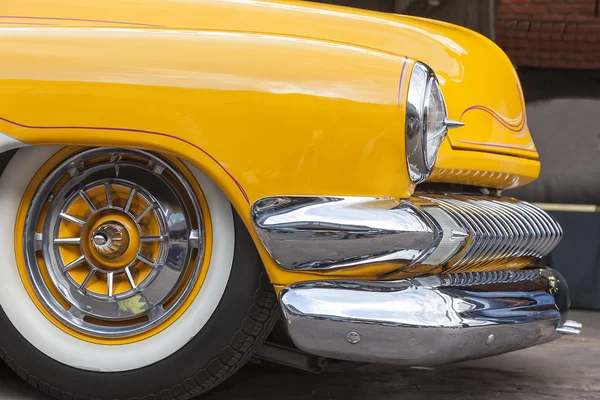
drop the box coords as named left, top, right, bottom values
left=251, top=196, right=439, bottom=270
left=280, top=268, right=580, bottom=365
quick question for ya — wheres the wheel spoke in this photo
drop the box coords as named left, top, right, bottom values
left=140, top=235, right=166, bottom=243
left=135, top=204, right=154, bottom=222
left=105, top=182, right=112, bottom=208
left=124, top=266, right=137, bottom=289
left=59, top=212, right=85, bottom=227
left=79, top=190, right=96, bottom=212
left=136, top=253, right=159, bottom=269
left=107, top=271, right=114, bottom=297
left=124, top=187, right=136, bottom=213
left=79, top=268, right=96, bottom=290
left=54, top=237, right=81, bottom=245
left=61, top=255, right=86, bottom=273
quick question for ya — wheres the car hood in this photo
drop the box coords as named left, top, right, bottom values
left=2, top=0, right=537, bottom=160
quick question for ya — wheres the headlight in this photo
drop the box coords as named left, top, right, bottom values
left=405, top=62, right=461, bottom=183
left=424, top=78, right=446, bottom=169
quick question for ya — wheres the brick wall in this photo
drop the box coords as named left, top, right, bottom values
left=496, top=0, right=600, bottom=69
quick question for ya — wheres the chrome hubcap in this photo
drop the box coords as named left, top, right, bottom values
left=23, top=148, right=204, bottom=338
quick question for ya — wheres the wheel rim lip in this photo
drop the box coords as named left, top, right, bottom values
left=22, top=148, right=205, bottom=338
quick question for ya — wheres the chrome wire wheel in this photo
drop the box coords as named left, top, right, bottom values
left=23, top=148, right=204, bottom=339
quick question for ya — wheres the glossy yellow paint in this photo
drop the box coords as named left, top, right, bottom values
left=15, top=147, right=214, bottom=344
left=0, top=0, right=541, bottom=286
left=273, top=284, right=285, bottom=296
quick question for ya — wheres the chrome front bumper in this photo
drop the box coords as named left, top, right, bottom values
left=280, top=268, right=581, bottom=365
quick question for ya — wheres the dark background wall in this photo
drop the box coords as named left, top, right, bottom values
left=311, top=0, right=497, bottom=38
left=496, top=0, right=600, bottom=69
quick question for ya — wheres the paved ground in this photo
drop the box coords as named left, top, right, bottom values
left=0, top=310, right=598, bottom=399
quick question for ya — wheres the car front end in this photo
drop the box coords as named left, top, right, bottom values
left=250, top=32, right=580, bottom=364
left=0, top=0, right=582, bottom=398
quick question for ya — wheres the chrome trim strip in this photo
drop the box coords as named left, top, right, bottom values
left=280, top=268, right=578, bottom=366
left=251, top=194, right=563, bottom=272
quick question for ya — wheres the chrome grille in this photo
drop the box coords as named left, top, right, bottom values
left=443, top=269, right=543, bottom=287
left=418, top=195, right=563, bottom=271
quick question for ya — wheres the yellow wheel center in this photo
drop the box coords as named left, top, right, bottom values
left=80, top=212, right=141, bottom=271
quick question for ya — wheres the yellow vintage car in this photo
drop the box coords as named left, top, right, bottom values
left=0, top=0, right=581, bottom=399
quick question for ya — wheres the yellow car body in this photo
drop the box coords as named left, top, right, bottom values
left=0, top=0, right=540, bottom=287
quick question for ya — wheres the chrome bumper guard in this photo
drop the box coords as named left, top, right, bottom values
left=280, top=268, right=580, bottom=365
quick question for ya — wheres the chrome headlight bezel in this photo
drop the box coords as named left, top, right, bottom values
left=405, top=62, right=450, bottom=184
